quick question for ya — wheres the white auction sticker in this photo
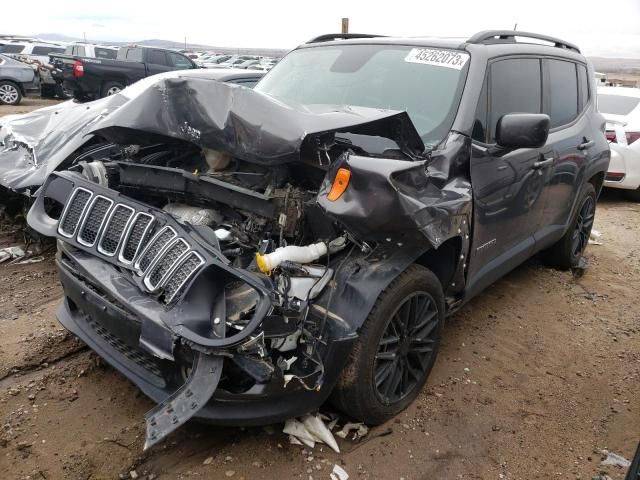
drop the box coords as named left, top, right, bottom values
left=404, top=48, right=469, bottom=70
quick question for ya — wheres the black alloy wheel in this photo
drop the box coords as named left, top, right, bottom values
left=571, top=195, right=595, bottom=257
left=374, top=291, right=439, bottom=405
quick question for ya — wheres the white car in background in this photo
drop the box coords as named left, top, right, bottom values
left=598, top=86, right=640, bottom=200
left=0, top=41, right=66, bottom=64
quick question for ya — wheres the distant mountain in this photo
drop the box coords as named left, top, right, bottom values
left=32, top=33, right=288, bottom=58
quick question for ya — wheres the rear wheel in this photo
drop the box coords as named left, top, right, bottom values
left=101, top=81, right=124, bottom=98
left=331, top=265, right=445, bottom=424
left=0, top=81, right=22, bottom=105
left=540, top=182, right=596, bottom=269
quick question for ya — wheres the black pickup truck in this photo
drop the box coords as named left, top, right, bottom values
left=50, top=46, right=198, bottom=101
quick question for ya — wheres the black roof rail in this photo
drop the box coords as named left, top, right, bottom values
left=466, top=30, right=580, bottom=53
left=306, top=33, right=386, bottom=44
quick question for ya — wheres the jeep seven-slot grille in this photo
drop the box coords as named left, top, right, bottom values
left=162, top=252, right=204, bottom=303
left=120, top=213, right=154, bottom=263
left=59, top=187, right=206, bottom=306
left=135, top=227, right=176, bottom=273
left=59, top=188, right=92, bottom=237
left=145, top=239, right=189, bottom=290
left=99, top=205, right=134, bottom=255
left=78, top=196, right=112, bottom=246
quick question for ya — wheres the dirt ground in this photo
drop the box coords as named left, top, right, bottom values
left=0, top=101, right=638, bottom=479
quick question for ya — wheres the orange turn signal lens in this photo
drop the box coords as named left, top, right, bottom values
left=327, top=168, right=351, bottom=201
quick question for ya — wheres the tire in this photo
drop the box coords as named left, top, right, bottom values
left=540, top=182, right=596, bottom=270
left=0, top=81, right=22, bottom=105
left=331, top=264, right=445, bottom=425
left=55, top=84, right=72, bottom=99
left=40, top=84, right=56, bottom=99
left=625, top=187, right=640, bottom=202
left=101, top=81, right=124, bottom=98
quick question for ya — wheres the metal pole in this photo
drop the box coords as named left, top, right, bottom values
left=341, top=18, right=349, bottom=34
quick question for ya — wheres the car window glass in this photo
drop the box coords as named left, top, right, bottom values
left=65, top=46, right=73, bottom=54
left=76, top=46, right=86, bottom=57
left=597, top=94, right=640, bottom=116
left=95, top=47, right=117, bottom=59
left=489, top=58, right=541, bottom=141
left=0, top=45, right=25, bottom=54
left=256, top=44, right=468, bottom=147
left=126, top=49, right=143, bottom=62
left=472, top=77, right=488, bottom=142
left=167, top=52, right=193, bottom=69
left=148, top=50, right=167, bottom=66
left=547, top=59, right=578, bottom=128
left=577, top=64, right=589, bottom=110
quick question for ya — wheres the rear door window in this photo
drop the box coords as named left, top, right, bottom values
left=577, top=64, right=590, bottom=110
left=546, top=59, right=579, bottom=128
left=488, top=58, right=542, bottom=141
left=124, top=48, right=143, bottom=62
left=95, top=47, right=117, bottom=59
left=148, top=50, right=168, bottom=66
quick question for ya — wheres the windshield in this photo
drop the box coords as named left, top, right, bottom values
left=255, top=44, right=469, bottom=146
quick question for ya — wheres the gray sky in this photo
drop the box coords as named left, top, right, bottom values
left=3, top=0, right=639, bottom=57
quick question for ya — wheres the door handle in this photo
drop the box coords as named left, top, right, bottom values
left=578, top=139, right=595, bottom=150
left=532, top=157, right=554, bottom=169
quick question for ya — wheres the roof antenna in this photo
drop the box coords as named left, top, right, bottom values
left=513, top=23, right=518, bottom=31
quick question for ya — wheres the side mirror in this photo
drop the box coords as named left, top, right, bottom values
left=496, top=113, right=550, bottom=149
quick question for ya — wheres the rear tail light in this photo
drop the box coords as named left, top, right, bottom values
left=72, top=61, right=84, bottom=78
left=626, top=132, right=640, bottom=145
left=605, top=130, right=640, bottom=145
left=605, top=172, right=626, bottom=182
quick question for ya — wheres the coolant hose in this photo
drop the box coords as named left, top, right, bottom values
left=256, top=242, right=328, bottom=273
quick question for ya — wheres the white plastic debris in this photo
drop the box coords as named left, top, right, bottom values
left=330, top=464, right=349, bottom=480
left=283, top=414, right=340, bottom=453
left=601, top=450, right=631, bottom=468
left=283, top=418, right=316, bottom=448
left=14, top=256, right=45, bottom=265
left=589, top=229, right=603, bottom=245
left=302, top=414, right=340, bottom=453
left=335, top=422, right=369, bottom=440
left=0, top=246, right=25, bottom=263
left=288, top=434, right=303, bottom=446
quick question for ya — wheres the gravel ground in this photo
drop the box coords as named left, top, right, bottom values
left=0, top=100, right=637, bottom=479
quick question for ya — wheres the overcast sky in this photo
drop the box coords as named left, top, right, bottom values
left=2, top=0, right=639, bottom=57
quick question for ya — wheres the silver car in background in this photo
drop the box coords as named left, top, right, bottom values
left=0, top=54, right=40, bottom=105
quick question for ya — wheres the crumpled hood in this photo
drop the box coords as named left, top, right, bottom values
left=89, top=76, right=426, bottom=165
left=0, top=75, right=425, bottom=194
left=0, top=95, right=127, bottom=193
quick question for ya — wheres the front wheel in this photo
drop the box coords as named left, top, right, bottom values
left=0, top=81, right=22, bottom=105
left=540, top=182, right=596, bottom=270
left=331, top=265, right=445, bottom=424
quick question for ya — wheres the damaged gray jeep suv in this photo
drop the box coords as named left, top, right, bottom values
left=27, top=30, right=609, bottom=448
